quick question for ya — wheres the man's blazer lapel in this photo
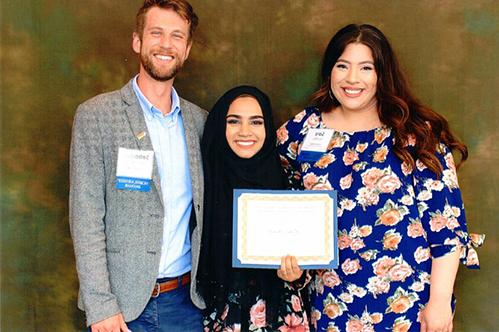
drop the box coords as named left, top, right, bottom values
left=180, top=98, right=203, bottom=213
left=120, top=82, right=163, bottom=206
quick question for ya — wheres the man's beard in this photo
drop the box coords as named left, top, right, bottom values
left=140, top=51, right=184, bottom=82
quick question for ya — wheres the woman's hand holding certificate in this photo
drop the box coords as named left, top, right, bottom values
left=276, top=255, right=303, bottom=282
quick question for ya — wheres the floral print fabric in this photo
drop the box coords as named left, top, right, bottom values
left=203, top=282, right=309, bottom=332
left=277, top=107, right=483, bottom=332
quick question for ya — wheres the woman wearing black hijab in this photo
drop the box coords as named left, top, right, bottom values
left=198, top=86, right=309, bottom=331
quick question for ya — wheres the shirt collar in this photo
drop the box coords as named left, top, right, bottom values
left=132, top=75, right=181, bottom=121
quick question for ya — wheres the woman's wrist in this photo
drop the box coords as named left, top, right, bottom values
left=427, top=293, right=452, bottom=306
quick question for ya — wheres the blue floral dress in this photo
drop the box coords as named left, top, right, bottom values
left=276, top=107, right=483, bottom=332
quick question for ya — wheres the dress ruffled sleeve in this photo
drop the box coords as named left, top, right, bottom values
left=413, top=143, right=484, bottom=269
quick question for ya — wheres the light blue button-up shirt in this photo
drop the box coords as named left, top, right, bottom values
left=132, top=76, right=192, bottom=278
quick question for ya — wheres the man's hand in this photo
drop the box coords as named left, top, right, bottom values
left=91, top=313, right=130, bottom=332
left=277, top=255, right=303, bottom=282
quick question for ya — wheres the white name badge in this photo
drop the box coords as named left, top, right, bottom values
left=115, top=148, right=154, bottom=191
left=298, top=128, right=334, bottom=161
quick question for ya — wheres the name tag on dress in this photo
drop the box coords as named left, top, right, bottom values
left=115, top=148, right=154, bottom=191
left=297, top=128, right=334, bottom=161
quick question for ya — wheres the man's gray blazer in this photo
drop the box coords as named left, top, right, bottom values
left=69, top=80, right=207, bottom=326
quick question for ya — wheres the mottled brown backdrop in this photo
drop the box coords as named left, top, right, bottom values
left=1, top=0, right=497, bottom=331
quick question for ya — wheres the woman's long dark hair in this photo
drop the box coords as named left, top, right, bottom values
left=311, top=24, right=467, bottom=175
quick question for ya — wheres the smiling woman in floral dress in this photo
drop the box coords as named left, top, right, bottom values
left=277, top=24, right=483, bottom=332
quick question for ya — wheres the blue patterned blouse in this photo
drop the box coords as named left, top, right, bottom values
left=276, top=107, right=483, bottom=332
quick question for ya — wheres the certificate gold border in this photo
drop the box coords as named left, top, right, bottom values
left=238, top=193, right=334, bottom=264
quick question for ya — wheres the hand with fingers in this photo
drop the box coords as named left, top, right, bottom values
left=277, top=255, right=303, bottom=282
left=91, top=313, right=131, bottom=332
left=420, top=299, right=453, bottom=332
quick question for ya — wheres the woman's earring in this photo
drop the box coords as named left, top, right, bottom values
left=328, top=89, right=335, bottom=101
left=327, top=77, right=335, bottom=101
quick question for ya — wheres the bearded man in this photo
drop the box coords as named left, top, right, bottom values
left=69, top=1, right=206, bottom=331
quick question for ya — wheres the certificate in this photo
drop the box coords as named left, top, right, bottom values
left=232, top=189, right=338, bottom=269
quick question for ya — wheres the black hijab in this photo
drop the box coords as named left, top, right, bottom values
left=198, top=86, right=288, bottom=328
